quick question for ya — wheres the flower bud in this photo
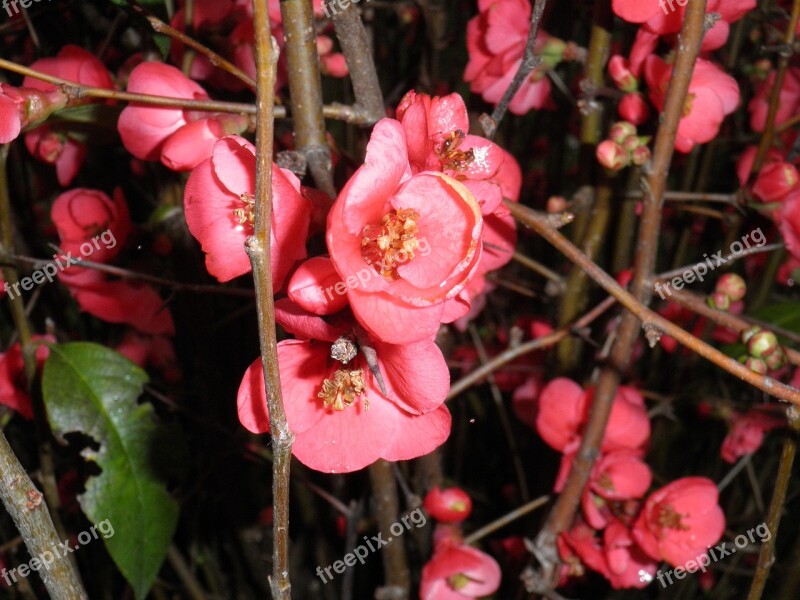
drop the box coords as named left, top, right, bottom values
left=743, top=356, right=768, bottom=374
left=631, top=145, right=651, bottom=166
left=747, top=330, right=779, bottom=359
left=715, top=273, right=747, bottom=302
left=618, top=93, right=651, bottom=125
left=752, top=162, right=800, bottom=202
left=609, top=55, right=638, bottom=92
left=707, top=291, right=731, bottom=311
left=764, top=347, right=787, bottom=370
left=741, top=326, right=761, bottom=344
left=609, top=121, right=637, bottom=144
left=424, top=487, right=473, bottom=523
left=596, top=140, right=630, bottom=171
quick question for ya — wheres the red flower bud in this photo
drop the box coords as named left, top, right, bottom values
left=609, top=55, right=638, bottom=92
left=618, top=93, right=651, bottom=125
left=752, top=162, right=800, bottom=202
left=747, top=330, right=779, bottom=359
left=609, top=122, right=638, bottom=144
left=707, top=291, right=731, bottom=311
left=743, top=356, right=768, bottom=374
left=715, top=273, right=747, bottom=302
left=596, top=140, right=630, bottom=171
left=631, top=145, right=651, bottom=166
left=423, top=487, right=473, bottom=523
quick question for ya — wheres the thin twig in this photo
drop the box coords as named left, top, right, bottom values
left=463, top=495, right=549, bottom=545
left=746, top=407, right=800, bottom=600
left=246, top=5, right=294, bottom=598
left=369, top=459, right=409, bottom=599
left=124, top=0, right=256, bottom=89
left=482, top=0, right=548, bottom=138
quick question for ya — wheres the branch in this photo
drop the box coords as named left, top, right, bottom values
left=246, top=4, right=294, bottom=598
left=369, top=460, right=409, bottom=599
left=280, top=0, right=336, bottom=196
left=0, top=146, right=87, bottom=600
left=330, top=2, right=385, bottom=125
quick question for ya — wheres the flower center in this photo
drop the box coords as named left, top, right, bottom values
left=361, top=208, right=420, bottom=279
left=656, top=504, right=689, bottom=532
left=233, top=192, right=256, bottom=233
left=318, top=368, right=368, bottom=411
left=433, top=129, right=475, bottom=172
left=447, top=573, right=472, bottom=591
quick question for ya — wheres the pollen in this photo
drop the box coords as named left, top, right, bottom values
left=361, top=208, right=420, bottom=279
left=656, top=505, right=689, bottom=531
left=433, top=129, right=475, bottom=172
left=682, top=93, right=696, bottom=117
left=318, top=368, right=368, bottom=411
left=232, top=192, right=256, bottom=232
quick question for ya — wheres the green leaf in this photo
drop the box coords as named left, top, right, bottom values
left=42, top=342, right=180, bottom=600
left=751, top=302, right=800, bottom=338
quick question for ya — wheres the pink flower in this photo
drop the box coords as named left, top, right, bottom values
left=60, top=271, right=175, bottom=336
left=22, top=45, right=114, bottom=92
left=536, top=378, right=588, bottom=452
left=644, top=56, right=739, bottom=153
left=420, top=543, right=501, bottom=600
left=618, top=92, right=651, bottom=125
left=118, top=63, right=247, bottom=170
left=721, top=409, right=783, bottom=463
left=559, top=521, right=657, bottom=589
left=50, top=188, right=130, bottom=264
left=0, top=337, right=53, bottom=419
left=581, top=449, right=652, bottom=529
left=752, top=161, right=800, bottom=203
left=748, top=68, right=800, bottom=132
left=464, top=0, right=556, bottom=114
left=396, top=90, right=506, bottom=214
left=778, top=193, right=800, bottom=261
left=326, top=119, right=483, bottom=344
left=287, top=257, right=349, bottom=316
left=183, top=135, right=310, bottom=284
left=633, top=477, right=725, bottom=568
left=424, top=487, right=473, bottom=523
left=24, top=127, right=86, bottom=187
left=237, top=303, right=451, bottom=472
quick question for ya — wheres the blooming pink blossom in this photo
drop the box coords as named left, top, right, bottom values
left=183, top=135, right=310, bottom=284
left=50, top=187, right=130, bottom=264
left=326, top=119, right=483, bottom=344
left=644, top=56, right=739, bottom=153
left=0, top=337, right=53, bottom=419
left=633, top=477, right=725, bottom=568
left=721, top=409, right=783, bottom=463
left=464, top=0, right=557, bottom=114
left=420, top=543, right=501, bottom=600
left=237, top=302, right=451, bottom=472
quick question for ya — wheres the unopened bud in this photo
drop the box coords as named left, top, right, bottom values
left=741, top=326, right=762, bottom=344
left=596, top=140, right=630, bottom=171
left=631, top=145, right=651, bottom=166
left=764, top=347, right=787, bottom=370
left=609, top=121, right=637, bottom=144
left=715, top=273, right=747, bottom=302
left=743, top=356, right=768, bottom=374
left=707, top=291, right=731, bottom=311
left=747, top=330, right=779, bottom=359
left=609, top=55, right=638, bottom=93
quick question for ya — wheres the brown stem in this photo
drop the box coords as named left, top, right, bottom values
left=463, top=495, right=549, bottom=545
left=0, top=58, right=377, bottom=124
left=447, top=296, right=617, bottom=400
left=246, top=4, right=294, bottom=599
left=751, top=0, right=800, bottom=173
left=124, top=0, right=257, bottom=89
left=746, top=407, right=800, bottom=600
left=280, top=0, right=336, bottom=197
left=556, top=0, right=613, bottom=370
left=482, top=0, right=548, bottom=138
left=369, top=460, right=409, bottom=599
left=330, top=3, right=385, bottom=126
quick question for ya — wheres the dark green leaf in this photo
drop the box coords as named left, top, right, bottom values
left=42, top=342, right=179, bottom=600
